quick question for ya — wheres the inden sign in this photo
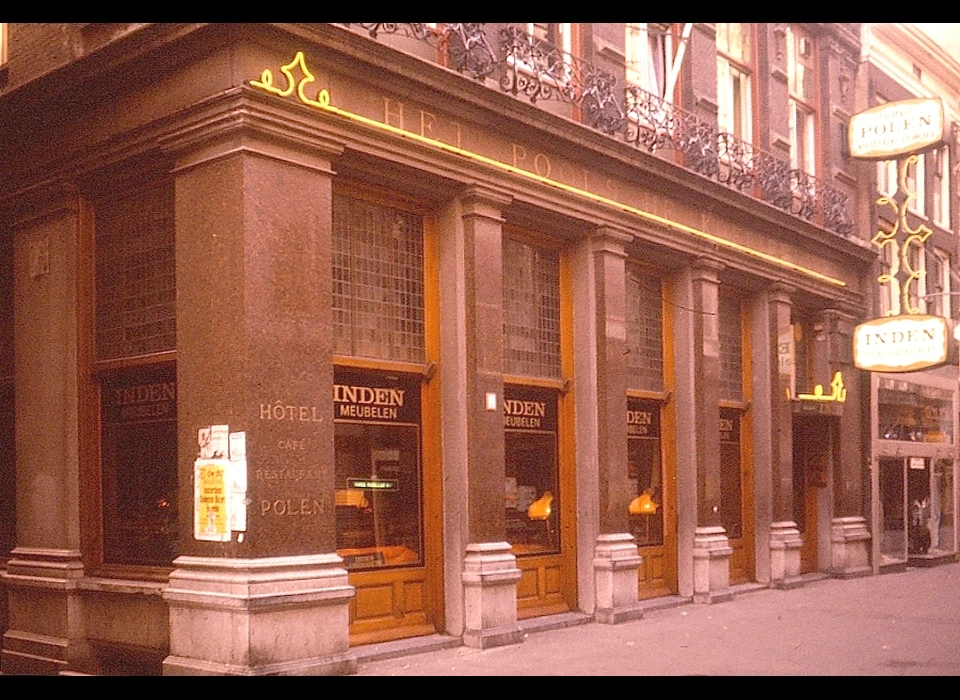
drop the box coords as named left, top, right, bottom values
left=853, top=315, right=950, bottom=373
left=849, top=98, right=945, bottom=160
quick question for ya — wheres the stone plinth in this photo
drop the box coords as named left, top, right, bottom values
left=692, top=526, right=733, bottom=604
left=593, top=533, right=645, bottom=624
left=770, top=521, right=804, bottom=589
left=0, top=548, right=88, bottom=675
left=461, top=542, right=523, bottom=649
left=162, top=554, right=356, bottom=675
left=830, top=516, right=872, bottom=579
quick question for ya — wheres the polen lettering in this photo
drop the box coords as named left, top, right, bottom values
left=260, top=498, right=324, bottom=517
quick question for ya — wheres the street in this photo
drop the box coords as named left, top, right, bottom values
left=354, top=562, right=960, bottom=675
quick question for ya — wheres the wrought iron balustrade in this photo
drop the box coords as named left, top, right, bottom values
left=336, top=22, right=854, bottom=237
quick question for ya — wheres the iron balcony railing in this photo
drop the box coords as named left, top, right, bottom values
left=338, top=23, right=854, bottom=237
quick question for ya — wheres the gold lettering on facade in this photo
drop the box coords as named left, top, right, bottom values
left=259, top=498, right=324, bottom=517
left=259, top=401, right=324, bottom=422
left=512, top=143, right=527, bottom=169
left=420, top=110, right=436, bottom=138
left=534, top=153, right=552, bottom=178
left=383, top=97, right=405, bottom=129
left=254, top=468, right=324, bottom=481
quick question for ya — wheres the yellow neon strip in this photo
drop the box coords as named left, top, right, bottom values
left=251, top=52, right=847, bottom=288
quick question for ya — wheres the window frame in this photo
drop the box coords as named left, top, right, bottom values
left=716, top=23, right=754, bottom=144
left=786, top=24, right=818, bottom=177
left=932, top=145, right=951, bottom=228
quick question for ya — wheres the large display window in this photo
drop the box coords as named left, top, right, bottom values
left=334, top=367, right=423, bottom=570
left=99, top=364, right=178, bottom=566
left=504, top=384, right=560, bottom=556
left=627, top=397, right=663, bottom=547
left=878, top=379, right=954, bottom=444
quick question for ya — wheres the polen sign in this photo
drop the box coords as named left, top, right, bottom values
left=853, top=315, right=950, bottom=373
left=848, top=98, right=945, bottom=160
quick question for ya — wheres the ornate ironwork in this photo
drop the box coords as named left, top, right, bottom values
left=338, top=22, right=855, bottom=239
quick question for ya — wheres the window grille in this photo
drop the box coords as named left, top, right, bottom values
left=502, top=236, right=561, bottom=378
left=718, top=290, right=743, bottom=402
left=95, top=185, right=176, bottom=362
left=625, top=270, right=664, bottom=391
left=332, top=195, right=425, bottom=363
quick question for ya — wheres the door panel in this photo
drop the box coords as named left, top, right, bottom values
left=516, top=554, right=568, bottom=619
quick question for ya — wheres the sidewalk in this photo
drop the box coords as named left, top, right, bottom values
left=353, top=563, right=960, bottom=676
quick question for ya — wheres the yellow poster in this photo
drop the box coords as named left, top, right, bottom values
left=194, top=459, right=231, bottom=542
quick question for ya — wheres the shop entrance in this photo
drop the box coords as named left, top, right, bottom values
left=334, top=368, right=443, bottom=645
left=793, top=416, right=831, bottom=573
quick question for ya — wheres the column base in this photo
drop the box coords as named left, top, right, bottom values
left=770, top=521, right=804, bottom=590
left=461, top=542, right=523, bottom=649
left=830, top=516, right=872, bottom=579
left=161, top=554, right=356, bottom=676
left=0, top=548, right=89, bottom=675
left=692, top=526, right=733, bottom=604
left=593, top=533, right=645, bottom=624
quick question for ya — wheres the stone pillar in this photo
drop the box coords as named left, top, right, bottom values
left=674, top=259, right=732, bottom=603
left=1, top=185, right=90, bottom=674
left=582, top=229, right=643, bottom=624
left=752, top=285, right=803, bottom=589
left=159, top=108, right=355, bottom=675
left=439, top=186, right=521, bottom=649
left=823, top=310, right=871, bottom=578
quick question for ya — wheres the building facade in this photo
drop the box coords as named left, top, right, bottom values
left=858, top=24, right=960, bottom=573
left=0, top=22, right=952, bottom=675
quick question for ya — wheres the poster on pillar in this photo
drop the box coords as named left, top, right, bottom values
left=195, top=458, right=232, bottom=542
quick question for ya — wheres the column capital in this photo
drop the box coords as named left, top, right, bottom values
left=159, top=93, right=344, bottom=176
left=591, top=224, right=633, bottom=256
left=689, top=257, right=724, bottom=283
left=458, top=184, right=513, bottom=221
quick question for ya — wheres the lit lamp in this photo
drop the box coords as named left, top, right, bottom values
left=527, top=492, right=554, bottom=521
left=629, top=490, right=659, bottom=516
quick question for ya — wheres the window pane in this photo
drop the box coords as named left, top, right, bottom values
left=334, top=368, right=423, bottom=570
left=95, top=184, right=176, bottom=362
left=100, top=365, right=178, bottom=566
left=627, top=398, right=664, bottom=547
left=718, top=291, right=743, bottom=402
left=502, top=237, right=561, bottom=378
left=625, top=270, right=664, bottom=391
left=720, top=408, right=743, bottom=539
left=505, top=385, right=560, bottom=556
left=332, top=195, right=425, bottom=363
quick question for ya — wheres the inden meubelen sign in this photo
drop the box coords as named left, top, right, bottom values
left=848, top=98, right=945, bottom=160
left=853, top=315, right=950, bottom=373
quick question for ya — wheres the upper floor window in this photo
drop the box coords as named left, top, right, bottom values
left=625, top=23, right=673, bottom=99
left=932, top=145, right=951, bottom=229
left=528, top=23, right=571, bottom=54
left=716, top=23, right=753, bottom=143
left=926, top=248, right=952, bottom=319
left=877, top=158, right=897, bottom=198
left=786, top=25, right=817, bottom=175
left=906, top=154, right=925, bottom=216
left=0, top=24, right=8, bottom=65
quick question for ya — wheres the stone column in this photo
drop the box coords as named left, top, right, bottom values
left=1, top=184, right=89, bottom=675
left=438, top=186, right=521, bottom=649
left=822, top=310, right=871, bottom=578
left=581, top=228, right=643, bottom=624
left=674, top=259, right=732, bottom=603
left=159, top=107, right=355, bottom=675
left=751, top=285, right=803, bottom=589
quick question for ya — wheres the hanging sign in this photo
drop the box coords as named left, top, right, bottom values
left=853, top=315, right=950, bottom=373
left=848, top=98, right=945, bottom=160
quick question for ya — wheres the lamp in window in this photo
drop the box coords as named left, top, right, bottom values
left=629, top=489, right=659, bottom=515
left=527, top=491, right=554, bottom=521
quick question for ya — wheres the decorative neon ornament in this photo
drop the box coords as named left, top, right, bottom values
left=797, top=371, right=846, bottom=403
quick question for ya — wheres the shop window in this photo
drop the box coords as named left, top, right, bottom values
left=94, top=182, right=178, bottom=567
left=932, top=459, right=955, bottom=553
left=716, top=23, right=753, bottom=144
left=719, top=407, right=743, bottom=539
left=625, top=268, right=664, bottom=393
left=786, top=25, right=817, bottom=176
left=878, top=379, right=954, bottom=444
left=503, top=234, right=563, bottom=557
left=627, top=398, right=664, bottom=547
left=331, top=191, right=429, bottom=572
left=505, top=384, right=560, bottom=555
left=334, top=368, right=423, bottom=570
left=332, top=195, right=425, bottom=364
